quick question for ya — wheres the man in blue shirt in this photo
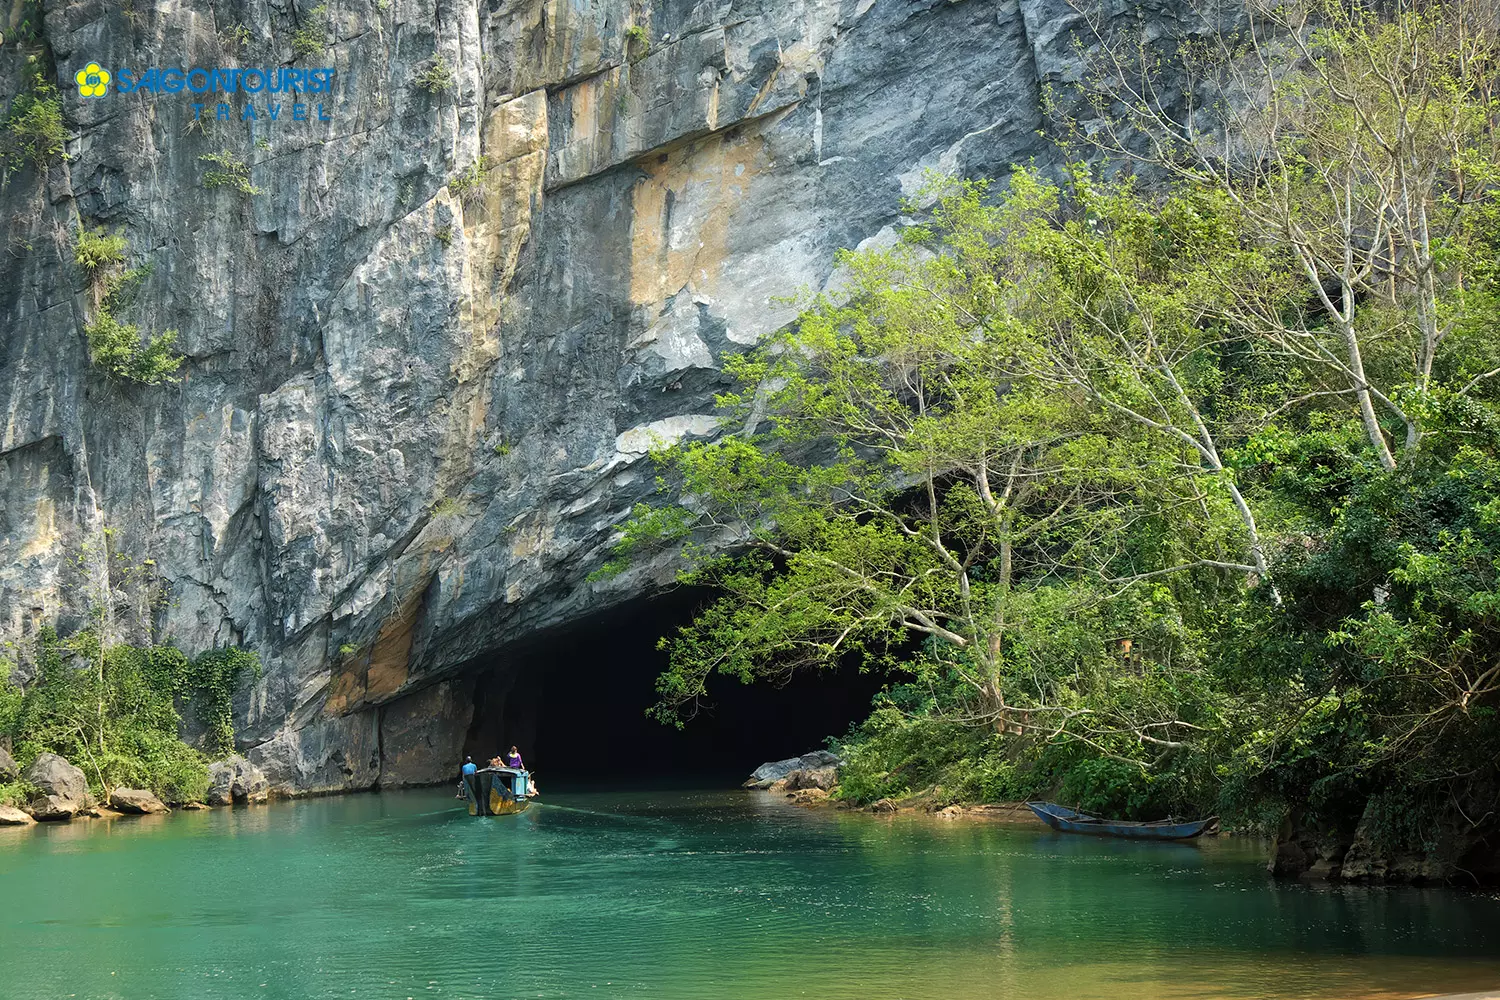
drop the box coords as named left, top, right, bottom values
left=457, top=755, right=477, bottom=799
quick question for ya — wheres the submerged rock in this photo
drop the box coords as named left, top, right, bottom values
left=207, top=756, right=270, bottom=806
left=0, top=805, right=35, bottom=826
left=23, top=753, right=93, bottom=821
left=109, top=788, right=171, bottom=815
left=744, top=752, right=842, bottom=790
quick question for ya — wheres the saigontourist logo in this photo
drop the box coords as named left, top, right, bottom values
left=76, top=62, right=110, bottom=98
left=67, top=59, right=337, bottom=124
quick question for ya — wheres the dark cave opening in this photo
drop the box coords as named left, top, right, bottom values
left=462, top=588, right=886, bottom=784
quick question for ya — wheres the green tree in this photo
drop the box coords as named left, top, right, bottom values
left=1062, top=0, right=1500, bottom=469
left=615, top=179, right=1258, bottom=766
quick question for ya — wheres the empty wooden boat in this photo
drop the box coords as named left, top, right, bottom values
left=1026, top=801, right=1218, bottom=839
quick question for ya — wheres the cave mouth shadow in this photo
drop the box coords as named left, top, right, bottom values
left=462, top=588, right=885, bottom=786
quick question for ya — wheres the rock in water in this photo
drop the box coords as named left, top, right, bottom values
left=744, top=751, right=842, bottom=789
left=109, top=788, right=171, bottom=815
left=207, top=756, right=270, bottom=806
left=0, top=746, right=17, bottom=782
left=0, top=805, right=35, bottom=826
left=23, top=753, right=94, bottom=821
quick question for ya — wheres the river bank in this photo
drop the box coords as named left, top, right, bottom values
left=743, top=751, right=1500, bottom=888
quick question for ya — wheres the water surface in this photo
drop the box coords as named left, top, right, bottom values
left=2, top=787, right=1497, bottom=1000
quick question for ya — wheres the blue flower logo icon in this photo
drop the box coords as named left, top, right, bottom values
left=75, top=62, right=111, bottom=98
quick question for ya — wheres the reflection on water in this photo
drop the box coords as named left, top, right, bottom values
left=1, top=787, right=1497, bottom=1000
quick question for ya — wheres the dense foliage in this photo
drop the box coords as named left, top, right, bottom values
left=2, top=75, right=65, bottom=174
left=74, top=227, right=184, bottom=385
left=0, top=630, right=260, bottom=804
left=608, top=0, right=1500, bottom=846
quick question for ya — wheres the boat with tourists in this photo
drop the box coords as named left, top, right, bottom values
left=463, top=767, right=533, bottom=817
left=1027, top=801, right=1218, bottom=840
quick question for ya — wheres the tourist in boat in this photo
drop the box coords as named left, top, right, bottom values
left=457, top=756, right=476, bottom=799
left=505, top=746, right=540, bottom=797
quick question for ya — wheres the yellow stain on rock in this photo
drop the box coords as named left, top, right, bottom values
left=628, top=127, right=766, bottom=306
left=364, top=590, right=422, bottom=700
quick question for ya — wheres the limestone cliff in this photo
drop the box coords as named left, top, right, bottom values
left=0, top=0, right=1216, bottom=793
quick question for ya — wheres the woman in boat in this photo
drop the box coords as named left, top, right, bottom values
left=505, top=746, right=539, bottom=797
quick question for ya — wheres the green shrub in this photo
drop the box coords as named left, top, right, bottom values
left=199, top=151, right=261, bottom=196
left=1, top=629, right=259, bottom=803
left=179, top=647, right=260, bottom=755
left=221, top=23, right=253, bottom=50
left=415, top=55, right=455, bottom=94
left=74, top=227, right=128, bottom=274
left=0, top=780, right=38, bottom=808
left=448, top=156, right=491, bottom=202
left=291, top=4, right=328, bottom=57
left=1058, top=758, right=1159, bottom=820
left=4, top=82, right=66, bottom=172
left=624, top=24, right=648, bottom=60
left=85, top=310, right=183, bottom=385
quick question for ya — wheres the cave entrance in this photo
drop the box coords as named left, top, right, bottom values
left=462, top=588, right=884, bottom=785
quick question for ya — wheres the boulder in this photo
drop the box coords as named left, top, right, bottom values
left=109, top=788, right=171, bottom=815
left=207, top=755, right=270, bottom=806
left=23, top=753, right=93, bottom=821
left=744, top=751, right=842, bottom=789
left=785, top=767, right=837, bottom=791
left=0, top=746, right=17, bottom=782
left=870, top=798, right=899, bottom=814
left=0, top=805, right=35, bottom=826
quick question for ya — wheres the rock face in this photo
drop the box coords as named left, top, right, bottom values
left=0, top=0, right=1235, bottom=795
left=1270, top=798, right=1500, bottom=885
left=109, top=788, right=171, bottom=815
left=23, top=753, right=93, bottom=821
left=0, top=747, right=17, bottom=783
left=745, top=750, right=841, bottom=789
left=206, top=756, right=270, bottom=806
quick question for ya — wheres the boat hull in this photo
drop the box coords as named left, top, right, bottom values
left=1026, top=801, right=1217, bottom=839
left=464, top=768, right=532, bottom=817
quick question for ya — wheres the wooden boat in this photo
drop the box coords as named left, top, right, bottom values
left=463, top=767, right=532, bottom=817
left=1026, top=801, right=1218, bottom=839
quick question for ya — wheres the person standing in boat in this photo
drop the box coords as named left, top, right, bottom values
left=457, top=755, right=476, bottom=799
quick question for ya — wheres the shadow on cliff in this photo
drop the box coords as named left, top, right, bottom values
left=461, top=588, right=884, bottom=784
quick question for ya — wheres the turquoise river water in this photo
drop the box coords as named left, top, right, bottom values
left=2, top=787, right=1498, bottom=1000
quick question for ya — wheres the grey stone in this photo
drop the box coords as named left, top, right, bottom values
left=23, top=753, right=93, bottom=821
left=0, top=805, right=35, bottom=826
left=0, top=0, right=1234, bottom=797
left=108, top=788, right=171, bottom=815
left=207, top=756, right=270, bottom=806
left=0, top=747, right=17, bottom=783
left=744, top=750, right=842, bottom=789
